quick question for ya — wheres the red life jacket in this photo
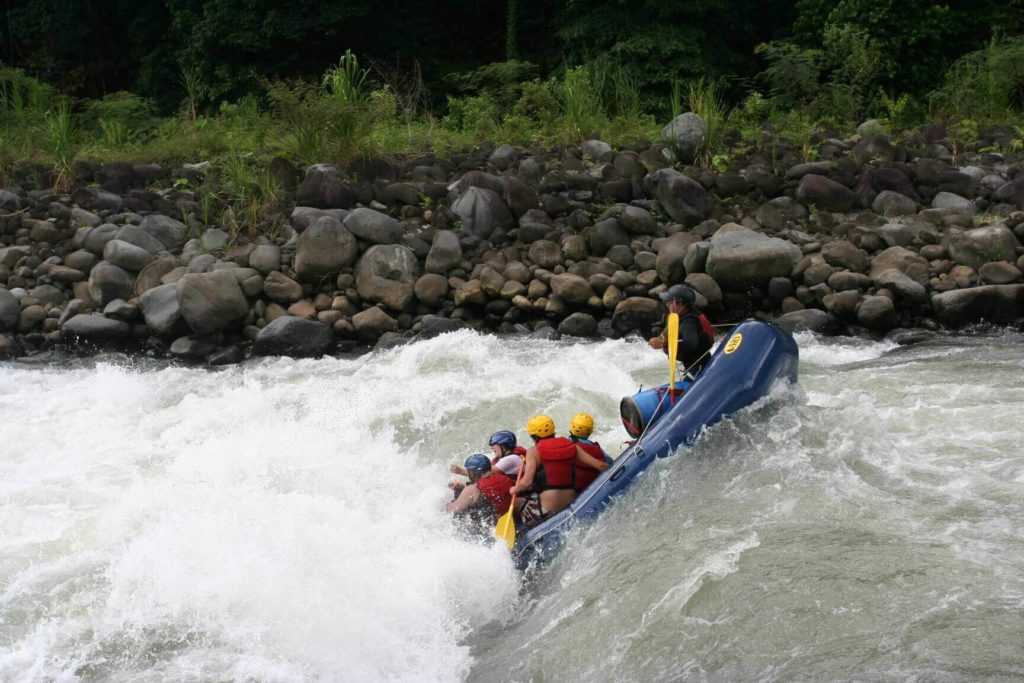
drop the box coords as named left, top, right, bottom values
left=536, top=436, right=578, bottom=490
left=574, top=441, right=605, bottom=491
left=475, top=471, right=514, bottom=515
left=696, top=312, right=713, bottom=346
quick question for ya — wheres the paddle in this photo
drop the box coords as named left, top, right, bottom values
left=667, top=312, right=680, bottom=393
left=495, top=459, right=525, bottom=550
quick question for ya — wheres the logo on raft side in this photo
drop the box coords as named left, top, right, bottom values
left=724, top=333, right=743, bottom=354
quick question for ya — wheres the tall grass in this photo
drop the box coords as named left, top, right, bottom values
left=561, top=67, right=601, bottom=142
left=45, top=100, right=77, bottom=187
left=930, top=36, right=1024, bottom=123
left=686, top=78, right=728, bottom=169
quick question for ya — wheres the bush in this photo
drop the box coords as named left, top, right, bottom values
left=441, top=94, right=500, bottom=136
left=930, top=36, right=1024, bottom=122
left=755, top=42, right=821, bottom=110
left=82, top=91, right=158, bottom=144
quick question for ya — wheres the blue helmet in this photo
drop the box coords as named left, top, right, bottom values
left=464, top=453, right=492, bottom=475
left=488, top=430, right=517, bottom=449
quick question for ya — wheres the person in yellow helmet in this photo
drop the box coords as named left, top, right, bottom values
left=567, top=413, right=612, bottom=491
left=512, top=415, right=608, bottom=528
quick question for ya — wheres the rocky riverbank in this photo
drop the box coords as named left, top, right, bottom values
left=2, top=118, right=1024, bottom=362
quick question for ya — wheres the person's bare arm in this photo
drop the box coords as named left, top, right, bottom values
left=575, top=445, right=609, bottom=471
left=445, top=484, right=481, bottom=513
left=512, top=447, right=539, bottom=494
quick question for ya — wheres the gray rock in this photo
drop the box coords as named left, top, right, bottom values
left=201, top=228, right=230, bottom=251
left=295, top=216, right=359, bottom=280
left=775, top=309, right=834, bottom=333
left=558, top=312, right=598, bottom=337
left=352, top=306, right=399, bottom=343
left=178, top=271, right=249, bottom=335
left=581, top=140, right=614, bottom=161
left=796, top=174, right=855, bottom=212
left=418, top=314, right=466, bottom=338
left=290, top=206, right=349, bottom=233
left=946, top=224, right=1020, bottom=270
left=425, top=230, right=463, bottom=274
left=72, top=187, right=123, bottom=212
left=932, top=284, right=1024, bottom=326
left=705, top=229, right=802, bottom=289
left=489, top=145, right=520, bottom=170
left=249, top=245, right=282, bottom=275
left=263, top=271, right=303, bottom=303
left=88, top=261, right=135, bottom=306
left=354, top=245, right=420, bottom=311
left=979, top=261, right=1023, bottom=284
left=295, top=169, right=355, bottom=209
left=616, top=205, right=659, bottom=235
left=71, top=207, right=101, bottom=228
left=931, top=192, right=975, bottom=216
left=169, top=336, right=218, bottom=360
left=254, top=317, right=333, bottom=356
left=820, top=239, right=869, bottom=272
left=343, top=208, right=403, bottom=245
left=873, top=268, right=927, bottom=304
left=61, top=313, right=130, bottom=340
left=857, top=295, right=898, bottom=330
left=684, top=241, right=711, bottom=275
left=414, top=273, right=449, bottom=306
left=114, top=224, right=166, bottom=254
left=857, top=119, right=887, bottom=137
left=140, top=283, right=187, bottom=338
left=187, top=254, right=217, bottom=273
left=84, top=224, right=121, bottom=255
left=135, top=257, right=180, bottom=296
left=643, top=168, right=712, bottom=225
left=451, top=186, right=514, bottom=238
left=587, top=218, right=630, bottom=256
left=876, top=223, right=916, bottom=248
left=140, top=215, right=188, bottom=251
left=612, top=297, right=662, bottom=334
left=655, top=232, right=699, bottom=284
left=660, top=112, right=708, bottom=164
left=0, top=289, right=18, bottom=331
left=754, top=197, right=809, bottom=230
left=869, top=247, right=929, bottom=286
left=104, top=239, right=154, bottom=272
left=685, top=272, right=722, bottom=305
left=872, top=191, right=918, bottom=217
left=528, top=240, right=563, bottom=269
left=992, top=176, right=1024, bottom=207
left=550, top=273, right=593, bottom=305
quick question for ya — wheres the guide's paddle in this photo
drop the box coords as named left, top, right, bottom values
left=495, top=459, right=525, bottom=550
left=667, top=312, right=680, bottom=393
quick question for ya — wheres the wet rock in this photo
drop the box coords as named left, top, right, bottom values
left=705, top=229, right=801, bottom=289
left=294, top=216, right=358, bottom=281
left=425, top=230, right=462, bottom=274
left=178, top=271, right=249, bottom=335
left=612, top=296, right=661, bottom=335
left=354, top=244, right=420, bottom=311
left=558, top=312, right=598, bottom=337
left=343, top=208, right=403, bottom=245
left=169, top=336, right=218, bottom=360
left=775, top=309, right=834, bottom=333
left=857, top=295, right=898, bottom=330
left=61, top=313, right=130, bottom=340
left=140, top=283, right=187, bottom=338
left=254, top=317, right=333, bottom=356
left=418, top=314, right=466, bottom=338
left=550, top=273, right=593, bottom=305
left=88, top=261, right=135, bottom=306
left=932, top=284, right=1024, bottom=326
left=414, top=273, right=449, bottom=306
left=351, top=306, right=398, bottom=343
left=643, top=168, right=712, bottom=225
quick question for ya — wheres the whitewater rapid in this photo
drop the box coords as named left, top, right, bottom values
left=2, top=329, right=1023, bottom=681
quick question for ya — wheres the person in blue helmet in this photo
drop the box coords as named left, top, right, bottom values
left=445, top=454, right=514, bottom=525
left=449, top=430, right=524, bottom=479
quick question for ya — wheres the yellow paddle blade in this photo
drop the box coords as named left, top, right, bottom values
left=667, top=312, right=680, bottom=391
left=495, top=505, right=516, bottom=550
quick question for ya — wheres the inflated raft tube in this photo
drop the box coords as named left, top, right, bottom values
left=512, top=320, right=799, bottom=571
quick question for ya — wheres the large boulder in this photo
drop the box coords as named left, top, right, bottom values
left=295, top=168, right=356, bottom=209
left=354, top=244, right=420, bottom=311
left=294, top=216, right=359, bottom=281
left=414, top=273, right=449, bottom=306
left=616, top=205, right=659, bottom=235
left=931, top=192, right=975, bottom=216
left=612, top=297, right=662, bottom=335
left=88, top=261, right=135, bottom=306
left=351, top=306, right=399, bottom=343
left=139, top=283, right=187, bottom=338
left=992, top=176, right=1024, bottom=207
left=254, top=317, right=333, bottom=356
left=343, top=208, right=403, bottom=245
left=945, top=224, right=1020, bottom=270
left=705, top=229, right=802, bottom=289
left=660, top=113, right=708, bottom=164
left=451, top=186, right=514, bottom=238
left=0, top=289, right=19, bottom=331
left=558, top=312, right=598, bottom=337
left=656, top=232, right=700, bottom=284
left=775, top=309, right=835, bottom=334
left=263, top=271, right=303, bottom=303
left=755, top=197, right=809, bottom=230
left=550, top=273, right=593, bottom=305
left=932, top=285, right=1024, bottom=326
left=61, top=313, right=130, bottom=340
left=177, top=271, right=249, bottom=335
left=587, top=218, right=630, bottom=256
left=795, top=174, right=855, bottom=212
left=528, top=240, right=563, bottom=269
left=115, top=224, right=166, bottom=254
left=643, top=169, right=712, bottom=226
left=857, top=295, right=898, bottom=330
left=873, top=268, right=927, bottom=304
left=140, top=215, right=188, bottom=252
left=869, top=246, right=929, bottom=286
left=424, top=230, right=462, bottom=274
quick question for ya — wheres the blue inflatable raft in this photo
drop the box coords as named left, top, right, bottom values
left=511, top=319, right=799, bottom=570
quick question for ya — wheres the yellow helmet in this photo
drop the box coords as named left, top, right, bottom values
left=527, top=415, right=555, bottom=438
left=569, top=413, right=594, bottom=438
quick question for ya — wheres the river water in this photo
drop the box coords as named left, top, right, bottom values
left=1, top=328, right=1022, bottom=682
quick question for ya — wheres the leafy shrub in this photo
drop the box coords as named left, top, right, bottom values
left=445, top=60, right=539, bottom=109
left=442, top=94, right=500, bottom=136
left=82, top=92, right=157, bottom=143
left=930, top=36, right=1024, bottom=122
left=755, top=42, right=821, bottom=110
